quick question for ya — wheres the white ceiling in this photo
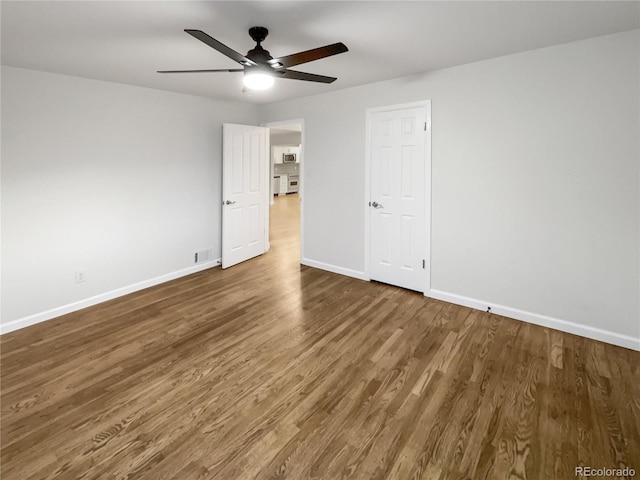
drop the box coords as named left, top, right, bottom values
left=2, top=1, right=638, bottom=105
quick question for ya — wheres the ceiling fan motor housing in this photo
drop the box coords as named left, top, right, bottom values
left=246, top=45, right=273, bottom=64
left=248, top=26, right=269, bottom=44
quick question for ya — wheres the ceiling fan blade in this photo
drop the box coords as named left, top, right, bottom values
left=185, top=29, right=256, bottom=66
left=279, top=69, right=337, bottom=83
left=157, top=69, right=243, bottom=73
left=269, top=42, right=348, bottom=69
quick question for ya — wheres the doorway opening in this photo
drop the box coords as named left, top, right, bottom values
left=263, top=119, right=304, bottom=264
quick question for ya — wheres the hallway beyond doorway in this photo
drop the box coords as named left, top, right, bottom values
left=269, top=192, right=300, bottom=264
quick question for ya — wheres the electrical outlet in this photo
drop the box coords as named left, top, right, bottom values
left=75, top=271, right=86, bottom=283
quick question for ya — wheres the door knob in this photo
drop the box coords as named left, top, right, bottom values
left=225, top=200, right=237, bottom=205
left=370, top=201, right=383, bottom=209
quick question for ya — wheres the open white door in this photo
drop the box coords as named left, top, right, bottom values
left=367, top=102, right=430, bottom=292
left=222, top=123, right=269, bottom=269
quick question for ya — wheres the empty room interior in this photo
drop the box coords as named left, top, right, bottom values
left=1, top=1, right=639, bottom=479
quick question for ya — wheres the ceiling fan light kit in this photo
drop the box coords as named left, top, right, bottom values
left=158, top=26, right=348, bottom=91
left=243, top=70, right=274, bottom=90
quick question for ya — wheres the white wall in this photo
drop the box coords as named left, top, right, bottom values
left=3, top=30, right=638, bottom=349
left=1, top=66, right=258, bottom=329
left=259, top=30, right=640, bottom=347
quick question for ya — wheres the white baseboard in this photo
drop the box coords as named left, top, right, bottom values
left=427, top=288, right=640, bottom=352
left=297, top=261, right=640, bottom=351
left=5, top=258, right=637, bottom=352
left=0, top=259, right=221, bottom=335
left=300, top=257, right=368, bottom=281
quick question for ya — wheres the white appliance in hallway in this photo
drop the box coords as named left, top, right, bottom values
left=288, top=175, right=299, bottom=193
left=278, top=175, right=288, bottom=196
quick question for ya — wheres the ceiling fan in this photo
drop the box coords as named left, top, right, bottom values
left=158, top=27, right=348, bottom=91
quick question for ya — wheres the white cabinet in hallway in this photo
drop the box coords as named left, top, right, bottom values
left=272, top=146, right=301, bottom=163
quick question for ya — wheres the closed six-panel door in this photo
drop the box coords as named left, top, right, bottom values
left=369, top=105, right=428, bottom=292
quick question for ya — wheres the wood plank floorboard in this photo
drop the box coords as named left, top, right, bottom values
left=2, top=193, right=639, bottom=479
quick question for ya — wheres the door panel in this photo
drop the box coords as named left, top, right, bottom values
left=401, top=146, right=414, bottom=198
left=369, top=105, right=427, bottom=292
left=379, top=212, right=393, bottom=266
left=249, top=133, right=260, bottom=192
left=400, top=214, right=414, bottom=270
left=229, top=206, right=243, bottom=251
left=248, top=204, right=260, bottom=246
left=379, top=147, right=392, bottom=196
left=231, top=134, right=244, bottom=194
left=222, top=124, right=268, bottom=269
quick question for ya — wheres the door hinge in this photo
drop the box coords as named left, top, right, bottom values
left=422, top=259, right=426, bottom=269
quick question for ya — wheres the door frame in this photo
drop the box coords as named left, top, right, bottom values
left=364, top=100, right=432, bottom=294
left=261, top=118, right=305, bottom=263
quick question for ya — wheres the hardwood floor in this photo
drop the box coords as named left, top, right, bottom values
left=2, top=192, right=639, bottom=479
